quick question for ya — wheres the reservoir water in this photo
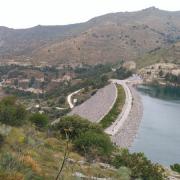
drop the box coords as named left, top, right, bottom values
left=131, top=85, right=180, bottom=166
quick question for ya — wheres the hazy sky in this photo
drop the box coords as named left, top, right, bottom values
left=0, top=0, right=180, bottom=29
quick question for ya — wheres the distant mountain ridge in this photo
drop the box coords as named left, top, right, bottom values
left=1, top=7, right=180, bottom=66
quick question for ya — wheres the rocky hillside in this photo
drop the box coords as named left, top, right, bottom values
left=137, top=42, right=180, bottom=68
left=1, top=7, right=180, bottom=65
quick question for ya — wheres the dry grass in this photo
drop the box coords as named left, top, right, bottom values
left=0, top=123, right=124, bottom=179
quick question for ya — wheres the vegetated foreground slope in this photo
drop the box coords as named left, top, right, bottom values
left=0, top=96, right=167, bottom=179
left=1, top=7, right=180, bottom=65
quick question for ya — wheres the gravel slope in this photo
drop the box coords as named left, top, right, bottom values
left=111, top=85, right=143, bottom=148
left=69, top=83, right=117, bottom=123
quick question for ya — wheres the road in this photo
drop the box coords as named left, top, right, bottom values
left=105, top=79, right=133, bottom=136
left=67, top=89, right=83, bottom=109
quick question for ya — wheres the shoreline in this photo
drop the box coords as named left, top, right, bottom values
left=105, top=80, right=133, bottom=135
left=111, top=85, right=143, bottom=148
left=68, top=78, right=144, bottom=148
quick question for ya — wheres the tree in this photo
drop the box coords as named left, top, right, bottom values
left=54, top=115, right=114, bottom=160
left=165, top=73, right=179, bottom=84
left=29, top=76, right=35, bottom=87
left=0, top=134, right=4, bottom=148
left=159, top=70, right=163, bottom=77
left=0, top=96, right=27, bottom=126
left=14, top=79, right=18, bottom=87
left=74, top=130, right=113, bottom=159
left=1, top=96, right=16, bottom=106
left=170, top=164, right=180, bottom=173
left=29, top=113, right=48, bottom=129
left=113, top=149, right=166, bottom=179
left=58, top=96, right=65, bottom=105
left=116, top=67, right=132, bottom=80
left=101, top=74, right=108, bottom=83
left=55, top=115, right=102, bottom=140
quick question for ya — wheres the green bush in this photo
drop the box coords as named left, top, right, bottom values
left=74, top=130, right=113, bottom=158
left=58, top=96, right=66, bottom=105
left=0, top=134, right=4, bottom=148
left=0, top=96, right=16, bottom=106
left=30, top=113, right=48, bottom=129
left=117, top=166, right=131, bottom=180
left=0, top=96, right=27, bottom=126
left=112, top=149, right=166, bottom=180
left=170, top=164, right=180, bottom=173
left=55, top=115, right=103, bottom=139
left=115, top=67, right=132, bottom=80
left=55, top=115, right=114, bottom=159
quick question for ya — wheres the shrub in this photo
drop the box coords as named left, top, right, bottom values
left=0, top=134, right=4, bottom=148
left=0, top=96, right=27, bottom=126
left=115, top=67, right=132, bottom=80
left=170, top=164, right=180, bottom=173
left=112, top=149, right=166, bottom=179
left=1, top=96, right=16, bottom=106
left=74, top=130, right=113, bottom=159
left=20, top=155, right=41, bottom=174
left=55, top=115, right=102, bottom=140
left=0, top=152, right=43, bottom=180
left=117, top=166, right=131, bottom=180
left=54, top=115, right=114, bottom=159
left=58, top=96, right=66, bottom=105
left=0, top=124, right=12, bottom=136
left=0, top=172, right=24, bottom=180
left=29, top=113, right=48, bottom=129
left=0, top=152, right=24, bottom=172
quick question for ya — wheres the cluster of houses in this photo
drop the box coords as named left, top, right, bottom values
left=1, top=78, right=44, bottom=94
left=0, top=59, right=81, bottom=94
left=139, top=63, right=180, bottom=83
left=0, top=73, right=73, bottom=94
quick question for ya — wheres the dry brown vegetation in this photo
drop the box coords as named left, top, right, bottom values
left=1, top=7, right=180, bottom=66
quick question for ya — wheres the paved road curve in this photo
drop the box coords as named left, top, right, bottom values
left=67, top=89, right=83, bottom=109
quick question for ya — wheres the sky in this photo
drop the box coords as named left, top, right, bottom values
left=0, top=0, right=180, bottom=29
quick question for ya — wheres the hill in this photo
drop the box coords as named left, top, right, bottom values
left=136, top=42, right=180, bottom=68
left=1, top=7, right=180, bottom=66
left=0, top=96, right=167, bottom=179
